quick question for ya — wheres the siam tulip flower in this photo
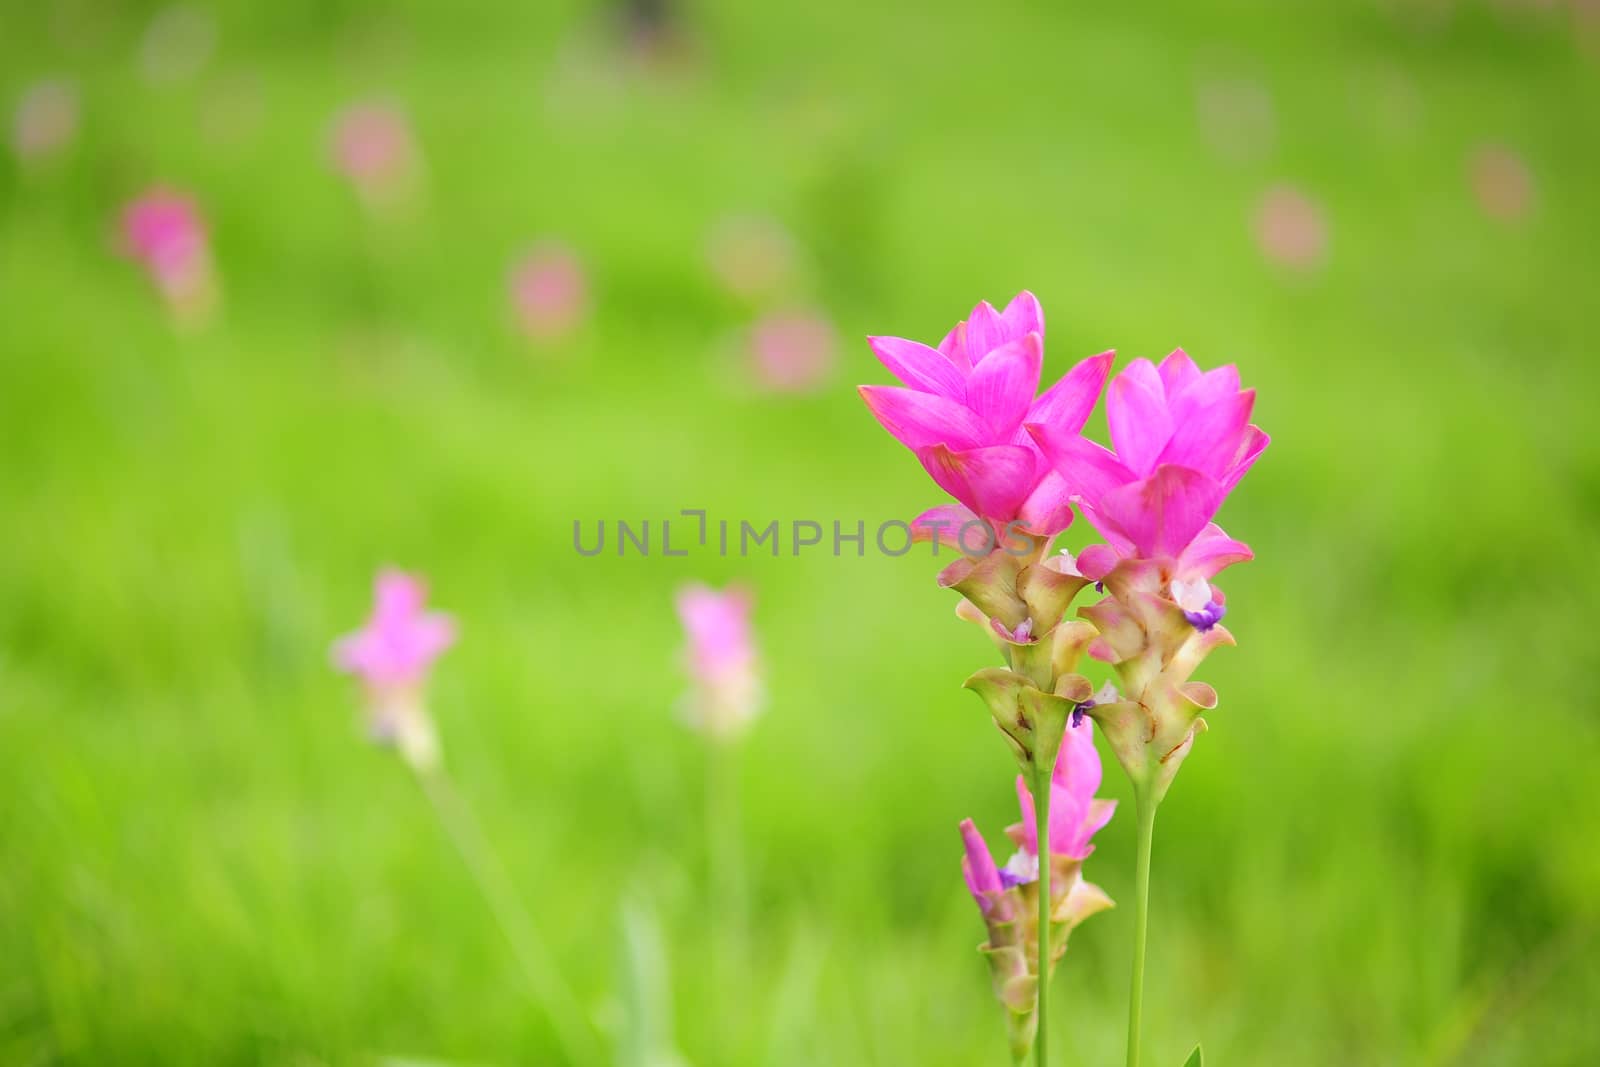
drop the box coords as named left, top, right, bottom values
left=1469, top=144, right=1536, bottom=224
left=329, top=101, right=421, bottom=212
left=11, top=79, right=78, bottom=166
left=1252, top=184, right=1329, bottom=271
left=332, top=568, right=456, bottom=771
left=1029, top=348, right=1267, bottom=585
left=959, top=716, right=1115, bottom=1062
left=510, top=243, right=590, bottom=342
left=675, top=583, right=762, bottom=740
left=858, top=291, right=1113, bottom=546
left=118, top=189, right=218, bottom=326
left=748, top=309, right=837, bottom=393
left=1029, top=350, right=1268, bottom=804
left=705, top=214, right=799, bottom=302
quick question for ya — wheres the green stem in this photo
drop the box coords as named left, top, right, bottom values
left=1033, top=764, right=1052, bottom=1067
left=706, top=738, right=745, bottom=1059
left=706, top=738, right=745, bottom=946
left=1125, top=787, right=1158, bottom=1067
left=414, top=764, right=595, bottom=1064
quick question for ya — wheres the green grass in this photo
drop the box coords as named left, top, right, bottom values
left=3, top=1, right=1599, bottom=1064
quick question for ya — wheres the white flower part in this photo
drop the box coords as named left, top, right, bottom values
left=1003, top=850, right=1040, bottom=885
left=1092, top=680, right=1122, bottom=705
left=1043, top=549, right=1083, bottom=576
left=1170, top=576, right=1212, bottom=613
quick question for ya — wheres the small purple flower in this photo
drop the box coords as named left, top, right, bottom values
left=1171, top=576, right=1227, bottom=632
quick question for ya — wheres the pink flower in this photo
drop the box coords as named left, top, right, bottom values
left=510, top=243, right=589, bottom=341
left=1253, top=184, right=1328, bottom=271
left=676, top=583, right=762, bottom=738
left=329, top=102, right=420, bottom=208
left=960, top=716, right=1115, bottom=903
left=12, top=79, right=78, bottom=164
left=1029, top=349, right=1267, bottom=579
left=1469, top=144, right=1535, bottom=224
left=119, top=189, right=216, bottom=321
left=859, top=292, right=1113, bottom=541
left=332, top=569, right=456, bottom=769
left=749, top=309, right=836, bottom=393
left=333, top=569, right=456, bottom=690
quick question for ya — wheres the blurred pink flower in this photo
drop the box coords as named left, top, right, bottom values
left=510, top=243, right=589, bottom=341
left=705, top=214, right=799, bottom=301
left=859, top=291, right=1113, bottom=541
left=749, top=309, right=836, bottom=393
left=333, top=569, right=456, bottom=768
left=333, top=569, right=456, bottom=689
left=119, top=189, right=217, bottom=322
left=1469, top=144, right=1536, bottom=224
left=1029, top=349, right=1267, bottom=576
left=11, top=80, right=78, bottom=164
left=1253, top=184, right=1328, bottom=271
left=329, top=102, right=420, bottom=209
left=676, top=583, right=762, bottom=739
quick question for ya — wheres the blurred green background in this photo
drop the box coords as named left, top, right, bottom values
left=3, top=1, right=1599, bottom=1064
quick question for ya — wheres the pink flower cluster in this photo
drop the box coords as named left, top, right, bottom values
left=861, top=291, right=1268, bottom=595
left=960, top=716, right=1114, bottom=902
left=860, top=292, right=1112, bottom=541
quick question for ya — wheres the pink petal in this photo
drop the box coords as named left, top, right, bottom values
left=910, top=503, right=983, bottom=550
left=1074, top=798, right=1117, bottom=853
left=1096, top=465, right=1225, bottom=558
left=965, top=333, right=1043, bottom=439
left=374, top=569, right=426, bottom=621
left=1178, top=522, right=1254, bottom=579
left=963, top=300, right=1007, bottom=364
left=1158, top=348, right=1201, bottom=396
left=1074, top=543, right=1122, bottom=580
left=937, top=324, right=969, bottom=372
left=1026, top=425, right=1135, bottom=505
left=1158, top=387, right=1255, bottom=479
left=1013, top=776, right=1040, bottom=856
left=1168, top=364, right=1241, bottom=420
left=960, top=818, right=1003, bottom=898
left=1000, top=290, right=1044, bottom=340
left=1221, top=425, right=1270, bottom=492
left=917, top=443, right=1038, bottom=522
left=1047, top=718, right=1101, bottom=856
left=1024, top=350, right=1114, bottom=438
left=1073, top=501, right=1136, bottom=558
left=866, top=335, right=967, bottom=400
left=1053, top=715, right=1103, bottom=803
left=1106, top=359, right=1173, bottom=476
left=1015, top=471, right=1075, bottom=536
left=858, top=385, right=989, bottom=452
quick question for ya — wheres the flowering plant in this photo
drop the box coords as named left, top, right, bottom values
left=859, top=294, right=1268, bottom=1066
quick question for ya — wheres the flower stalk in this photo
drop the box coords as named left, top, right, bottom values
left=410, top=758, right=597, bottom=1065
left=1031, top=761, right=1052, bottom=1067
left=1125, top=784, right=1157, bottom=1067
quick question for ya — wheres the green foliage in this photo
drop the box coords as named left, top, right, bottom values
left=3, top=1, right=1599, bottom=1065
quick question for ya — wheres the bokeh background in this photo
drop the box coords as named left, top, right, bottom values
left=3, top=1, right=1599, bottom=1064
